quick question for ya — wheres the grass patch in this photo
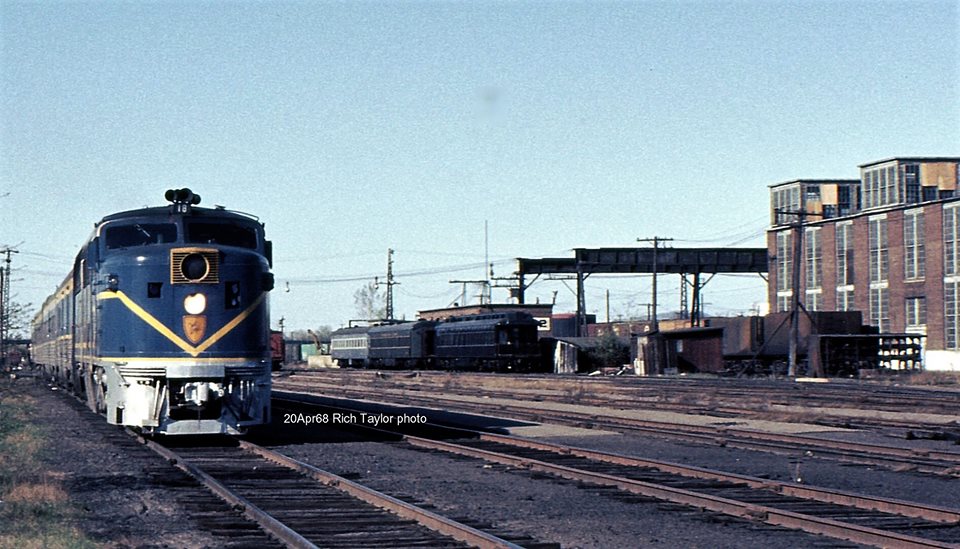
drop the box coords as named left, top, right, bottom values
left=0, top=380, right=97, bottom=548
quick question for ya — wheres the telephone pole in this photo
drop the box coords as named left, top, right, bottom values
left=0, top=247, right=19, bottom=367
left=776, top=209, right=821, bottom=376
left=375, top=248, right=399, bottom=321
left=637, top=236, right=673, bottom=332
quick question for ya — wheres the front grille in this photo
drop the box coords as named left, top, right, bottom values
left=171, top=248, right=220, bottom=284
left=117, top=365, right=165, bottom=378
left=226, top=363, right=268, bottom=377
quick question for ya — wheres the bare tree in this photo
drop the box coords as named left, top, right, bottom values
left=353, top=281, right=386, bottom=321
left=2, top=299, right=31, bottom=339
left=289, top=326, right=332, bottom=342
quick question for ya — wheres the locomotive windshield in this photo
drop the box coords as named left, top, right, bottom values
left=185, top=221, right=259, bottom=249
left=104, top=223, right=178, bottom=249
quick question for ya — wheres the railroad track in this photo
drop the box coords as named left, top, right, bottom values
left=274, top=393, right=960, bottom=549
left=140, top=437, right=551, bottom=549
left=272, top=384, right=960, bottom=477
left=277, top=370, right=960, bottom=439
left=280, top=369, right=960, bottom=415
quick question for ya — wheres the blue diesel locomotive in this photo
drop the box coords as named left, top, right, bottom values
left=31, top=189, right=274, bottom=435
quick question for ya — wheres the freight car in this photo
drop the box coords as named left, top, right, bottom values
left=270, top=330, right=284, bottom=371
left=31, top=189, right=274, bottom=435
left=330, top=312, right=542, bottom=372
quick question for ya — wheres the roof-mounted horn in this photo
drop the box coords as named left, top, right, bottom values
left=165, top=188, right=202, bottom=214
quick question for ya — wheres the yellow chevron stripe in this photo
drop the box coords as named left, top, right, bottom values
left=97, top=290, right=266, bottom=358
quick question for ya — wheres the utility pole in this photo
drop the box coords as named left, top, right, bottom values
left=605, top=289, right=610, bottom=324
left=0, top=247, right=19, bottom=367
left=484, top=220, right=490, bottom=305
left=637, top=236, right=673, bottom=332
left=776, top=209, right=820, bottom=377
left=375, top=248, right=398, bottom=321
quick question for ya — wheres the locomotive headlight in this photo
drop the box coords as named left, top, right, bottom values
left=180, top=253, right=210, bottom=282
left=183, top=293, right=207, bottom=315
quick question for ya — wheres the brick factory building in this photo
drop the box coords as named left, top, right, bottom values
left=767, top=157, right=960, bottom=371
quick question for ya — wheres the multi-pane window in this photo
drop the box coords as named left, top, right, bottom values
left=903, top=164, right=920, bottom=204
left=837, top=186, right=853, bottom=216
left=945, top=204, right=960, bottom=348
left=886, top=166, right=898, bottom=204
left=905, top=297, right=927, bottom=334
left=904, top=209, right=925, bottom=281
left=870, top=288, right=890, bottom=333
left=836, top=286, right=855, bottom=312
left=776, top=231, right=793, bottom=312
left=945, top=204, right=960, bottom=276
left=862, top=165, right=901, bottom=209
left=864, top=171, right=875, bottom=209
left=868, top=217, right=889, bottom=283
left=948, top=283, right=960, bottom=349
left=835, top=222, right=854, bottom=311
left=868, top=216, right=889, bottom=331
left=805, top=227, right=821, bottom=311
left=771, top=186, right=801, bottom=225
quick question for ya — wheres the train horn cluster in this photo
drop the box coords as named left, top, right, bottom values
left=165, top=188, right=201, bottom=213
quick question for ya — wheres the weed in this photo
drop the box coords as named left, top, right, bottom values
left=0, top=385, right=96, bottom=548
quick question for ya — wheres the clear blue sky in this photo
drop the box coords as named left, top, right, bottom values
left=2, top=0, right=958, bottom=332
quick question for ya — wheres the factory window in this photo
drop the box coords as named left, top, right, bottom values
left=885, top=166, right=898, bottom=205
left=903, top=165, right=920, bottom=204
left=837, top=186, right=853, bottom=216
left=805, top=291, right=822, bottom=312
left=903, top=209, right=925, bottom=281
left=868, top=216, right=889, bottom=283
left=771, top=186, right=801, bottom=225
left=836, top=288, right=855, bottom=312
left=868, top=216, right=890, bottom=332
left=946, top=282, right=960, bottom=349
left=944, top=205, right=960, bottom=276
left=863, top=171, right=874, bottom=209
left=944, top=204, right=960, bottom=349
left=805, top=228, right=821, bottom=311
left=863, top=166, right=901, bottom=209
left=804, top=185, right=820, bottom=201
left=905, top=297, right=926, bottom=333
left=869, top=287, right=890, bottom=332
left=835, top=222, right=854, bottom=286
left=775, top=231, right=793, bottom=313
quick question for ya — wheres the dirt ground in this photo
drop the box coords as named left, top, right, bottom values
left=1, top=375, right=229, bottom=548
